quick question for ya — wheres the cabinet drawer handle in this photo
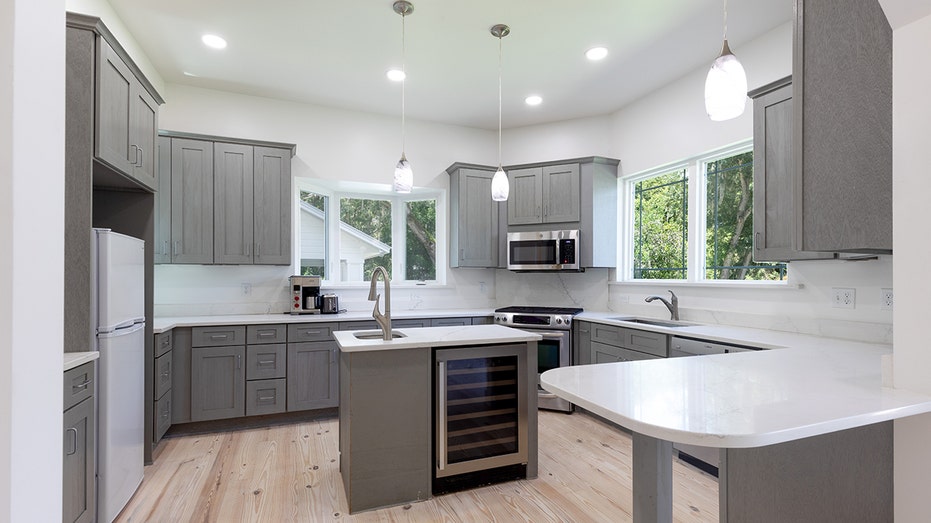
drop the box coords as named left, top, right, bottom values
left=160, top=411, right=170, bottom=420
left=209, top=334, right=230, bottom=341
left=257, top=395, right=275, bottom=402
left=257, top=359, right=275, bottom=365
left=71, top=379, right=90, bottom=392
left=303, top=329, right=322, bottom=336
left=66, top=428, right=78, bottom=455
left=257, top=331, right=276, bottom=338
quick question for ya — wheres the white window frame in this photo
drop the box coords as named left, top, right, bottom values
left=618, top=140, right=786, bottom=286
left=294, top=179, right=446, bottom=285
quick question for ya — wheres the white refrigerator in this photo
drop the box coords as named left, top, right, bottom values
left=93, top=228, right=145, bottom=523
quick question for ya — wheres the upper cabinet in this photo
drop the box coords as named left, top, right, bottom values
left=507, top=164, right=581, bottom=225
left=447, top=165, right=505, bottom=268
left=156, top=131, right=296, bottom=266
left=67, top=13, right=164, bottom=193
left=793, top=0, right=892, bottom=254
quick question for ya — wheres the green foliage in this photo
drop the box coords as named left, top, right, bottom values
left=341, top=197, right=392, bottom=280
left=633, top=170, right=688, bottom=279
left=405, top=200, right=436, bottom=280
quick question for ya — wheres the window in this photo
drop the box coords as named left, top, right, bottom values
left=297, top=181, right=442, bottom=284
left=623, top=143, right=787, bottom=283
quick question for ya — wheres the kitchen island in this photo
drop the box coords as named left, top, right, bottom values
left=334, top=324, right=541, bottom=513
left=542, top=341, right=931, bottom=522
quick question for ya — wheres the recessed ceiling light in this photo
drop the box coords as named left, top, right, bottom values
left=386, top=69, right=406, bottom=82
left=525, top=95, right=543, bottom=106
left=201, top=34, right=227, bottom=50
left=585, top=46, right=608, bottom=61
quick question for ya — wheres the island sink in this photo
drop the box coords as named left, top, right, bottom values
left=352, top=329, right=407, bottom=340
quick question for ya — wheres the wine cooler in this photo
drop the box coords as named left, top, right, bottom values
left=435, top=344, right=529, bottom=480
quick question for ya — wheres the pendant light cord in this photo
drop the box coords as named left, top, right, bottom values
left=723, top=0, right=728, bottom=40
left=401, top=11, right=407, bottom=156
left=497, top=33, right=502, bottom=167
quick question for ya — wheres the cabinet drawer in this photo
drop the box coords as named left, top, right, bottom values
left=154, top=351, right=172, bottom=400
left=591, top=342, right=659, bottom=364
left=246, top=344, right=287, bottom=380
left=337, top=321, right=378, bottom=332
left=393, top=319, right=429, bottom=328
left=64, top=362, right=95, bottom=412
left=288, top=323, right=336, bottom=342
left=627, top=329, right=668, bottom=358
left=154, top=392, right=172, bottom=443
left=155, top=330, right=173, bottom=357
left=247, top=324, right=287, bottom=345
left=430, top=317, right=471, bottom=327
left=591, top=323, right=625, bottom=346
left=192, top=326, right=246, bottom=347
left=246, top=378, right=287, bottom=416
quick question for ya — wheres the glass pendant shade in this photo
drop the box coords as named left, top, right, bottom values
left=491, top=166, right=509, bottom=201
left=704, top=40, right=748, bottom=121
left=394, top=154, right=413, bottom=193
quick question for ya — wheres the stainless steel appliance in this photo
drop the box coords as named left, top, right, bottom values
left=494, top=305, right=581, bottom=412
left=507, top=229, right=580, bottom=271
left=669, top=336, right=761, bottom=475
left=317, top=293, right=339, bottom=314
left=289, top=275, right=320, bottom=314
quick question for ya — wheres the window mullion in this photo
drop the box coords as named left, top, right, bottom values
left=392, top=198, right=405, bottom=281
left=686, top=162, right=702, bottom=282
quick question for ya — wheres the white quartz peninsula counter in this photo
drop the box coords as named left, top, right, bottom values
left=542, top=342, right=931, bottom=522
left=334, top=324, right=541, bottom=352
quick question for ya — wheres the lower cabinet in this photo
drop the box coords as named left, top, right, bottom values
left=191, top=345, right=246, bottom=421
left=246, top=378, right=287, bottom=416
left=287, top=342, right=338, bottom=411
left=63, top=362, right=95, bottom=523
left=576, top=320, right=669, bottom=364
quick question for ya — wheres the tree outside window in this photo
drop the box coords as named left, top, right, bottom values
left=633, top=169, right=688, bottom=279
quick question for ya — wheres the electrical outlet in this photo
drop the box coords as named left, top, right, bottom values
left=831, top=287, right=856, bottom=309
left=241, top=282, right=252, bottom=296
left=880, top=288, right=894, bottom=310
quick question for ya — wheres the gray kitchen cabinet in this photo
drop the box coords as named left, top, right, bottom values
left=214, top=142, right=254, bottom=264
left=507, top=164, right=580, bottom=225
left=154, top=136, right=172, bottom=263
left=190, top=345, right=246, bottom=421
left=447, top=165, right=505, bottom=268
left=573, top=320, right=592, bottom=365
left=287, top=341, right=339, bottom=411
left=157, top=132, right=295, bottom=265
left=246, top=344, right=287, bottom=380
left=252, top=146, right=292, bottom=265
left=170, top=327, right=192, bottom=424
left=154, top=350, right=172, bottom=401
left=579, top=321, right=668, bottom=364
left=95, top=36, right=159, bottom=191
left=592, top=341, right=659, bottom=363
left=793, top=0, right=892, bottom=253
left=430, top=317, right=471, bottom=327
left=169, top=138, right=215, bottom=264
left=246, top=378, right=287, bottom=416
left=63, top=362, right=95, bottom=523
left=154, top=392, right=172, bottom=443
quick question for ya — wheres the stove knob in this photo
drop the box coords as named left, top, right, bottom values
left=555, top=318, right=563, bottom=325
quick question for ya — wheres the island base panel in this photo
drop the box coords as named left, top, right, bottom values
left=632, top=432, right=673, bottom=523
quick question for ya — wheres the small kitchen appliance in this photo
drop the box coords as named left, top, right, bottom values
left=290, top=275, right=321, bottom=314
left=494, top=305, right=582, bottom=412
left=317, top=293, right=339, bottom=314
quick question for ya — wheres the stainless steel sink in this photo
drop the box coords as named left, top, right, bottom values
left=609, top=317, right=691, bottom=328
left=352, top=330, right=408, bottom=340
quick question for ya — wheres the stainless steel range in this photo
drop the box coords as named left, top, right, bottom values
left=494, top=306, right=582, bottom=413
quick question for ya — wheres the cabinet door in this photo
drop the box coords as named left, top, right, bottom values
left=253, top=146, right=292, bottom=265
left=191, top=345, right=245, bottom=421
left=287, top=342, right=338, bottom=411
left=507, top=167, right=543, bottom=225
left=591, top=341, right=657, bottom=364
left=454, top=168, right=499, bottom=267
left=63, top=397, right=95, bottom=523
left=214, top=143, right=254, bottom=264
left=154, top=136, right=172, bottom=263
left=154, top=350, right=172, bottom=400
left=574, top=320, right=592, bottom=365
left=170, top=138, right=214, bottom=263
left=130, top=83, right=158, bottom=190
left=541, top=164, right=580, bottom=223
left=751, top=82, right=831, bottom=261
left=430, top=317, right=471, bottom=327
left=95, top=38, right=134, bottom=176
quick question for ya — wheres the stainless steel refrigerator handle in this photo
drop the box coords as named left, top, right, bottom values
left=438, top=360, right=447, bottom=471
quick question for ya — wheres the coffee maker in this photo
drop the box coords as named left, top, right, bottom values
left=289, top=275, right=321, bottom=314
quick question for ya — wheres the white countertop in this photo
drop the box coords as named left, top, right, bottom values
left=153, top=309, right=493, bottom=333
left=543, top=318, right=931, bottom=448
left=64, top=351, right=99, bottom=371
left=334, top=324, right=541, bottom=352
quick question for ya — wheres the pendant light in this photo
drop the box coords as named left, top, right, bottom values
left=490, top=24, right=510, bottom=202
left=704, top=0, right=747, bottom=121
left=393, top=1, right=414, bottom=193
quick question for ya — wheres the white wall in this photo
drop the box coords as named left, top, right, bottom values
left=887, top=5, right=931, bottom=520
left=0, top=0, right=66, bottom=520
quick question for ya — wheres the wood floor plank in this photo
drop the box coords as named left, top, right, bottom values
left=118, top=410, right=718, bottom=522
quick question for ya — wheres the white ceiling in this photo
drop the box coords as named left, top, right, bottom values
left=107, top=0, right=793, bottom=130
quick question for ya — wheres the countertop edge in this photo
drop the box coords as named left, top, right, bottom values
left=64, top=351, right=99, bottom=371
left=334, top=325, right=542, bottom=352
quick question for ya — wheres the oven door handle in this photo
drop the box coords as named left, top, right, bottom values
left=530, top=331, right=568, bottom=338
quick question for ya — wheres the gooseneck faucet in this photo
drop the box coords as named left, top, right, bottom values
left=645, top=290, right=679, bottom=321
left=368, top=266, right=392, bottom=340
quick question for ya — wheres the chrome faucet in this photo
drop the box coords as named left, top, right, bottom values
left=645, top=290, right=679, bottom=321
left=368, top=266, right=392, bottom=340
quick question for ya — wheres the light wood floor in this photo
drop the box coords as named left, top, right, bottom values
left=117, top=410, right=718, bottom=522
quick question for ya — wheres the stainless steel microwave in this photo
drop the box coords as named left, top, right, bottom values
left=507, top=230, right=580, bottom=271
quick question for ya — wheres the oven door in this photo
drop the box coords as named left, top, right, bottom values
left=525, top=329, right=573, bottom=412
